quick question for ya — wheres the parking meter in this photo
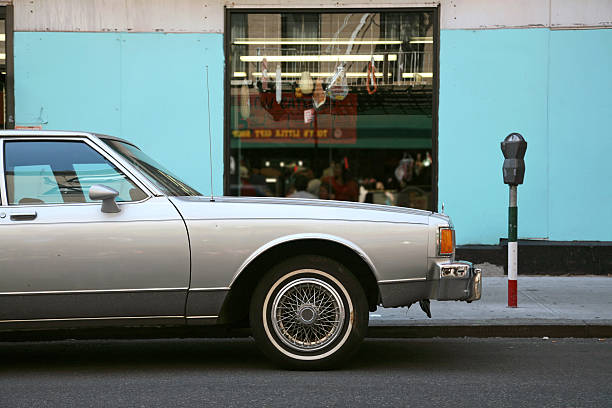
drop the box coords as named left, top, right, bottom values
left=501, top=132, right=527, bottom=308
left=501, top=133, right=527, bottom=185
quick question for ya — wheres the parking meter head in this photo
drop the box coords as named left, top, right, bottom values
left=501, top=133, right=527, bottom=185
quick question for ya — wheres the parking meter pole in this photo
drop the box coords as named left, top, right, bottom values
left=508, top=186, right=518, bottom=308
left=501, top=132, right=526, bottom=309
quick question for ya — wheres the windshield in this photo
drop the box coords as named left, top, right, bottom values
left=103, top=139, right=201, bottom=197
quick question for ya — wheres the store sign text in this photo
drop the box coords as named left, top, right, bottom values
left=232, top=91, right=357, bottom=144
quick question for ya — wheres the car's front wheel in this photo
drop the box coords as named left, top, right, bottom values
left=249, top=255, right=368, bottom=370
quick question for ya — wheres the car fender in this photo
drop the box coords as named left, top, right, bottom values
left=229, top=233, right=380, bottom=287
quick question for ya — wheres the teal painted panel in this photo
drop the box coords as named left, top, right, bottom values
left=14, top=32, right=122, bottom=133
left=439, top=29, right=550, bottom=244
left=14, top=32, right=224, bottom=196
left=119, top=33, right=224, bottom=196
left=548, top=29, right=612, bottom=241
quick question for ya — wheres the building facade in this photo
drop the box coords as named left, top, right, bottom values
left=3, top=0, right=611, bottom=271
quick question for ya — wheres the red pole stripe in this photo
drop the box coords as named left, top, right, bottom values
left=508, top=279, right=517, bottom=308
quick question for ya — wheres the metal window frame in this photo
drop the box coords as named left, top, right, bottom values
left=2, top=5, right=15, bottom=129
left=223, top=6, right=440, bottom=212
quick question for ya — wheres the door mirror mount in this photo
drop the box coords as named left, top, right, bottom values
left=89, top=184, right=120, bottom=213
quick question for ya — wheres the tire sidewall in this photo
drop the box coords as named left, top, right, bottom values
left=250, top=255, right=368, bottom=369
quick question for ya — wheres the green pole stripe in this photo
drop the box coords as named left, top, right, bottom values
left=508, top=206, right=518, bottom=242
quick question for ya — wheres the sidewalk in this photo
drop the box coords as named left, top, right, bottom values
left=368, top=275, right=612, bottom=338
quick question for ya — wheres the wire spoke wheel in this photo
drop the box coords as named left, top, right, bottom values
left=271, top=277, right=346, bottom=352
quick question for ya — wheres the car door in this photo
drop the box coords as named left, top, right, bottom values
left=0, top=137, right=190, bottom=328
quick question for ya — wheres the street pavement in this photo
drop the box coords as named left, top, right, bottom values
left=0, top=337, right=609, bottom=407
left=368, top=274, right=612, bottom=338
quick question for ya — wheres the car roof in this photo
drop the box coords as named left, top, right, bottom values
left=0, top=130, right=134, bottom=146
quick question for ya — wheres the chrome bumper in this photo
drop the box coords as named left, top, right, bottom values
left=434, top=261, right=482, bottom=302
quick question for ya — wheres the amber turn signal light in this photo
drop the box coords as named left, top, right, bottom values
left=439, top=228, right=454, bottom=255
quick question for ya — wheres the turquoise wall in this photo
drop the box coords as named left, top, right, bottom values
left=439, top=28, right=612, bottom=244
left=14, top=32, right=224, bottom=196
left=547, top=29, right=612, bottom=241
left=14, top=29, right=612, bottom=244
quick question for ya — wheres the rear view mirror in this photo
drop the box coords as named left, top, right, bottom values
left=89, top=184, right=120, bottom=213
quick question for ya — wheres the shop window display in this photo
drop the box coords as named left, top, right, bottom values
left=228, top=11, right=435, bottom=210
left=0, top=16, right=7, bottom=129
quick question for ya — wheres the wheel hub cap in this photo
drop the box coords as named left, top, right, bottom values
left=297, top=305, right=317, bottom=325
left=271, top=277, right=345, bottom=352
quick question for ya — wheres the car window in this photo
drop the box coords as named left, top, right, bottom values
left=4, top=140, right=147, bottom=205
left=11, top=164, right=63, bottom=204
left=103, top=139, right=201, bottom=197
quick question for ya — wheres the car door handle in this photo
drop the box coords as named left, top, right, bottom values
left=10, top=211, right=38, bottom=221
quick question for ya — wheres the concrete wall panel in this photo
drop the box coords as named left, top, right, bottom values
left=14, top=0, right=224, bottom=33
left=14, top=0, right=612, bottom=33
left=441, top=0, right=549, bottom=30
left=14, top=32, right=225, bottom=196
left=551, top=0, right=612, bottom=28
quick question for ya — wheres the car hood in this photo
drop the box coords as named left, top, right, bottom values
left=169, top=195, right=449, bottom=225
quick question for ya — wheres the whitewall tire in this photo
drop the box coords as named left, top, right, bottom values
left=249, top=255, right=368, bottom=370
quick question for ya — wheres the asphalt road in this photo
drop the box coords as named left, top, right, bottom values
left=0, top=338, right=610, bottom=407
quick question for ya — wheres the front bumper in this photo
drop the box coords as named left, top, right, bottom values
left=378, top=261, right=482, bottom=308
left=434, top=261, right=482, bottom=302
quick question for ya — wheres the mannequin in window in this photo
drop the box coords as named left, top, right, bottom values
left=321, top=162, right=358, bottom=202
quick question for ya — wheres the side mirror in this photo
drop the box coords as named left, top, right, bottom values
left=89, top=184, right=120, bottom=213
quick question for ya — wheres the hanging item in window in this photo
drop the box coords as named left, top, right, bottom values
left=304, top=108, right=314, bottom=124
left=299, top=71, right=314, bottom=95
left=367, top=56, right=378, bottom=95
left=275, top=65, right=282, bottom=103
left=294, top=84, right=303, bottom=98
left=327, top=64, right=349, bottom=101
left=394, top=153, right=415, bottom=184
left=261, top=58, right=269, bottom=91
left=240, top=81, right=250, bottom=120
left=313, top=77, right=326, bottom=109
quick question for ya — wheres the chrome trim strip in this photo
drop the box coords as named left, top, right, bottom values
left=0, top=288, right=189, bottom=296
left=215, top=196, right=434, bottom=217
left=186, top=316, right=218, bottom=319
left=378, top=277, right=427, bottom=284
left=0, top=316, right=184, bottom=323
left=188, top=287, right=230, bottom=292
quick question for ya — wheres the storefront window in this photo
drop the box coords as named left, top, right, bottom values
left=228, top=10, right=435, bottom=209
left=0, top=10, right=7, bottom=129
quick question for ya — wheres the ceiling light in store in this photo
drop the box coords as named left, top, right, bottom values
left=233, top=72, right=247, bottom=78
left=0, top=53, right=5, bottom=60
left=240, top=54, right=397, bottom=63
left=409, top=37, right=433, bottom=44
left=248, top=72, right=392, bottom=78
left=402, top=72, right=434, bottom=78
left=0, top=34, right=5, bottom=42
left=234, top=38, right=403, bottom=46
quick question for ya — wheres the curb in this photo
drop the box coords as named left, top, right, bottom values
left=1, top=325, right=610, bottom=342
left=367, top=325, right=612, bottom=338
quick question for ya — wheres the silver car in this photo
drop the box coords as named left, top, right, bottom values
left=0, top=131, right=481, bottom=369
